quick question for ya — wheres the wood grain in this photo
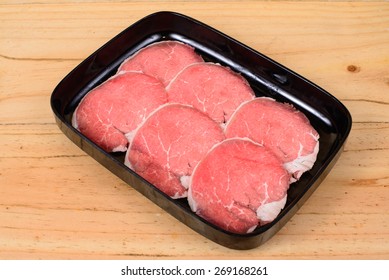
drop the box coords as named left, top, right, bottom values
left=1, top=1, right=389, bottom=259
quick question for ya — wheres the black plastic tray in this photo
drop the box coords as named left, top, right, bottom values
left=50, top=11, right=352, bottom=250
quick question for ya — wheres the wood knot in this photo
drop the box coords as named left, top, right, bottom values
left=347, top=65, right=360, bottom=73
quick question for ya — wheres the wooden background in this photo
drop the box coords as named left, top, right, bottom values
left=1, top=1, right=389, bottom=259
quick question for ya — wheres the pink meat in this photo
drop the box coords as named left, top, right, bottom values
left=225, top=97, right=319, bottom=181
left=166, top=62, right=255, bottom=124
left=188, top=138, right=290, bottom=234
left=125, top=104, right=225, bottom=198
left=118, top=41, right=204, bottom=87
left=72, top=72, right=168, bottom=152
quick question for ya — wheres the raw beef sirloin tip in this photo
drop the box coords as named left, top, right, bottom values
left=188, top=138, right=290, bottom=234
left=166, top=62, right=255, bottom=125
left=72, top=72, right=168, bottom=152
left=118, top=40, right=204, bottom=87
left=125, top=103, right=225, bottom=199
left=225, top=97, right=320, bottom=181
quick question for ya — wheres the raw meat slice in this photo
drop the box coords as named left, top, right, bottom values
left=166, top=62, right=255, bottom=124
left=72, top=72, right=168, bottom=152
left=126, top=104, right=225, bottom=198
left=224, top=97, right=320, bottom=181
left=188, top=138, right=290, bottom=234
left=118, top=40, right=204, bottom=87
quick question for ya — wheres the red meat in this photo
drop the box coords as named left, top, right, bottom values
left=126, top=104, right=225, bottom=198
left=188, top=138, right=290, bottom=234
left=225, top=97, right=320, bottom=181
left=166, top=62, right=255, bottom=124
left=118, top=41, right=204, bottom=87
left=72, top=72, right=168, bottom=152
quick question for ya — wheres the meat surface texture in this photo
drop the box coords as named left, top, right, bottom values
left=118, top=41, right=204, bottom=87
left=72, top=72, right=168, bottom=152
left=188, top=138, right=290, bottom=234
left=126, top=104, right=225, bottom=199
left=225, top=97, right=320, bottom=181
left=72, top=39, right=321, bottom=233
left=166, top=62, right=255, bottom=124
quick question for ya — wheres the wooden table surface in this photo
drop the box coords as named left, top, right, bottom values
left=1, top=1, right=389, bottom=260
